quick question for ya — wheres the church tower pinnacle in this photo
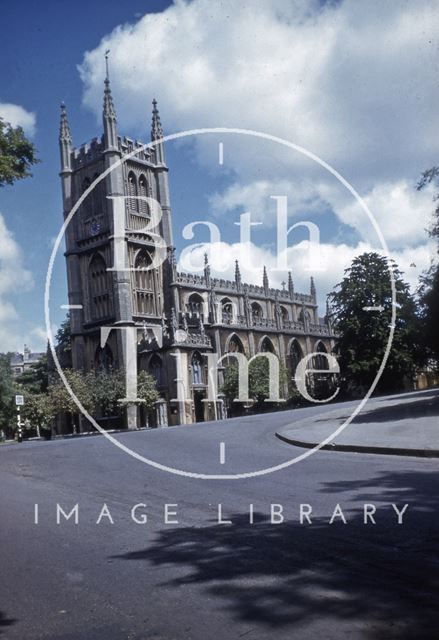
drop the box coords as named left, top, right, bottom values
left=59, top=102, right=72, bottom=172
left=263, top=265, right=269, bottom=294
left=102, top=50, right=118, bottom=151
left=310, top=276, right=316, bottom=300
left=288, top=271, right=294, bottom=298
left=235, top=259, right=242, bottom=291
left=151, top=99, right=165, bottom=164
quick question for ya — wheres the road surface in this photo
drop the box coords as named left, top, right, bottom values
left=1, top=390, right=438, bottom=639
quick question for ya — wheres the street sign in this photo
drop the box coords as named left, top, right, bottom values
left=15, top=395, right=24, bottom=406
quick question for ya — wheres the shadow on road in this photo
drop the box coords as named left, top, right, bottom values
left=111, top=469, right=439, bottom=639
left=352, top=391, right=439, bottom=425
left=0, top=611, right=15, bottom=635
left=312, top=389, right=439, bottom=426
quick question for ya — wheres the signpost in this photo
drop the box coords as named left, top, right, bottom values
left=15, top=395, right=24, bottom=443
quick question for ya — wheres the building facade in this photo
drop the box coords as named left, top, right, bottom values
left=59, top=72, right=336, bottom=428
left=10, top=346, right=45, bottom=378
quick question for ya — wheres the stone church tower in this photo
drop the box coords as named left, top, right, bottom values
left=59, top=70, right=336, bottom=430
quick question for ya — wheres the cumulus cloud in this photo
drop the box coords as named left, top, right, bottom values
left=328, top=180, right=437, bottom=249
left=79, top=0, right=439, bottom=186
left=178, top=238, right=435, bottom=313
left=209, top=179, right=328, bottom=225
left=206, top=176, right=438, bottom=253
left=0, top=102, right=36, bottom=136
left=78, top=0, right=437, bottom=315
left=0, top=213, right=39, bottom=352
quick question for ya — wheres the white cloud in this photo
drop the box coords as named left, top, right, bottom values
left=178, top=238, right=435, bottom=314
left=209, top=179, right=328, bottom=225
left=0, top=102, right=36, bottom=136
left=78, top=0, right=437, bottom=320
left=0, top=213, right=40, bottom=352
left=206, top=176, right=438, bottom=253
left=79, top=0, right=439, bottom=186
left=316, top=179, right=437, bottom=249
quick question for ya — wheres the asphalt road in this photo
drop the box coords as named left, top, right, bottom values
left=1, top=391, right=439, bottom=640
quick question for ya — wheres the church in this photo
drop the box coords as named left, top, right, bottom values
left=59, top=69, right=336, bottom=428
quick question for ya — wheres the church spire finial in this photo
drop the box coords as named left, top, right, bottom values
left=263, top=265, right=269, bottom=293
left=151, top=99, right=165, bottom=164
left=59, top=102, right=72, bottom=171
left=310, top=276, right=316, bottom=299
left=235, top=259, right=242, bottom=291
left=204, top=251, right=211, bottom=285
left=102, top=50, right=118, bottom=150
left=105, top=49, right=110, bottom=82
left=59, top=102, right=72, bottom=144
left=151, top=98, right=164, bottom=140
left=288, top=271, right=294, bottom=297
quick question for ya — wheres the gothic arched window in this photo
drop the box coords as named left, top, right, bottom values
left=227, top=334, right=244, bottom=354
left=138, top=174, right=148, bottom=214
left=299, top=308, right=311, bottom=324
left=191, top=352, right=203, bottom=385
left=127, top=171, right=138, bottom=211
left=313, top=341, right=329, bottom=371
left=289, top=339, right=303, bottom=374
left=89, top=253, right=112, bottom=320
left=260, top=337, right=275, bottom=353
left=251, top=302, right=263, bottom=324
left=94, top=344, right=113, bottom=372
left=221, top=298, right=233, bottom=324
left=134, top=250, right=155, bottom=315
left=149, top=353, right=163, bottom=387
left=187, top=293, right=204, bottom=317
left=280, top=306, right=289, bottom=327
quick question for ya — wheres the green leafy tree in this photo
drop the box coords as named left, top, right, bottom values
left=50, top=369, right=95, bottom=432
left=418, top=266, right=439, bottom=363
left=329, top=252, right=423, bottom=396
left=22, top=392, right=55, bottom=435
left=55, top=314, right=72, bottom=368
left=417, top=168, right=439, bottom=365
left=0, top=118, right=39, bottom=187
left=0, top=353, right=15, bottom=436
left=222, top=357, right=289, bottom=410
left=92, top=369, right=126, bottom=417
left=50, top=368, right=159, bottom=429
left=15, top=354, right=48, bottom=394
left=137, top=370, right=159, bottom=410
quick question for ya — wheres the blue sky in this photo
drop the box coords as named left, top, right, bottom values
left=1, top=0, right=438, bottom=352
left=0, top=0, right=171, bottom=351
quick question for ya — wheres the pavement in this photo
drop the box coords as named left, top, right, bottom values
left=276, top=388, right=439, bottom=458
left=1, top=389, right=439, bottom=640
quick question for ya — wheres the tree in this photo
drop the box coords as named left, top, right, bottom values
left=222, top=357, right=289, bottom=411
left=329, top=252, right=423, bottom=396
left=0, top=354, right=15, bottom=436
left=137, top=370, right=159, bottom=410
left=417, top=167, right=439, bottom=365
left=21, top=393, right=55, bottom=437
left=418, top=266, right=439, bottom=363
left=50, top=368, right=159, bottom=431
left=0, top=118, right=39, bottom=187
left=15, top=355, right=48, bottom=394
left=92, top=369, right=126, bottom=417
left=417, top=167, right=439, bottom=238
left=50, top=369, right=95, bottom=433
left=55, top=314, right=72, bottom=368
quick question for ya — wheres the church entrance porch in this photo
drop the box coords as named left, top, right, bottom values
left=193, top=390, right=206, bottom=422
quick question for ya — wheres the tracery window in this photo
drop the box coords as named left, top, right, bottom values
left=134, top=250, right=155, bottom=315
left=89, top=254, right=112, bottom=319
